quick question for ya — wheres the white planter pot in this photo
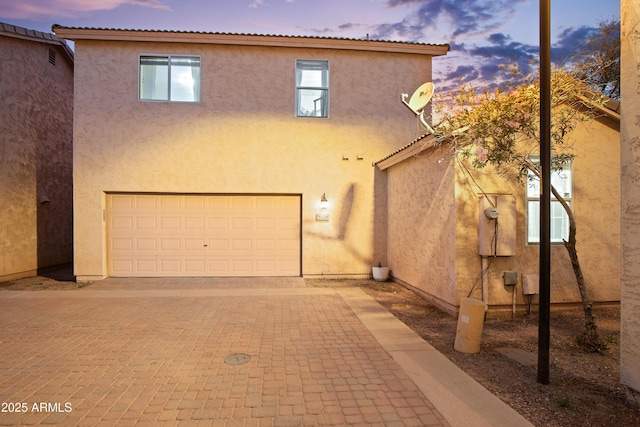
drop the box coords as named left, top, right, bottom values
left=372, top=266, right=390, bottom=282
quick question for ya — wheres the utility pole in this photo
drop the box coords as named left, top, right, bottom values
left=537, top=0, right=552, bottom=385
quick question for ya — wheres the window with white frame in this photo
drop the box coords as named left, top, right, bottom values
left=527, top=157, right=572, bottom=244
left=139, top=55, right=201, bottom=102
left=295, top=60, right=329, bottom=117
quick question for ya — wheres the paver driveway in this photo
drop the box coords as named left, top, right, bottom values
left=0, top=279, right=448, bottom=426
left=1, top=277, right=534, bottom=426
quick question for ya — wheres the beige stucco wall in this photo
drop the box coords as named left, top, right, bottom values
left=0, top=34, right=74, bottom=281
left=454, top=114, right=620, bottom=314
left=621, top=0, right=640, bottom=398
left=383, top=112, right=619, bottom=315
left=385, top=143, right=458, bottom=312
left=71, top=39, right=437, bottom=280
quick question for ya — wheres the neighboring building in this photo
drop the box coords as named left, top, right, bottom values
left=0, top=22, right=74, bottom=281
left=375, top=101, right=620, bottom=317
left=621, top=0, right=640, bottom=406
left=52, top=25, right=449, bottom=282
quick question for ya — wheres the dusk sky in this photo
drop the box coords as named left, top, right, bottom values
left=0, top=0, right=619, bottom=90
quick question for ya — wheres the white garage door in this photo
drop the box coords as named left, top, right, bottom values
left=107, top=194, right=301, bottom=277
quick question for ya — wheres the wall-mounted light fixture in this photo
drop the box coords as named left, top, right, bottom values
left=317, top=193, right=330, bottom=222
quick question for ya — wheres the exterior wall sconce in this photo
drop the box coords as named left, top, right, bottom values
left=317, top=193, right=330, bottom=222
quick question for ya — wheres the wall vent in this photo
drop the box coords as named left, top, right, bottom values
left=48, top=48, right=56, bottom=66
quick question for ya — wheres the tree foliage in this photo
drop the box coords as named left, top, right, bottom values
left=435, top=63, right=604, bottom=179
left=572, top=18, right=620, bottom=100
left=433, top=63, right=610, bottom=350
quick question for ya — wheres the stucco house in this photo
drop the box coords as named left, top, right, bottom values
left=621, top=0, right=640, bottom=403
left=51, top=25, right=449, bottom=282
left=0, top=22, right=74, bottom=281
left=375, top=99, right=621, bottom=316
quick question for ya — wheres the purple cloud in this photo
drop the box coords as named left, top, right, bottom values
left=374, top=0, right=529, bottom=40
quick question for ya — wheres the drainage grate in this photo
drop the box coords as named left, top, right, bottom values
left=224, top=353, right=251, bottom=365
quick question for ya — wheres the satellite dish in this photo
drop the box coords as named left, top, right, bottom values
left=401, top=82, right=436, bottom=134
left=402, top=82, right=434, bottom=115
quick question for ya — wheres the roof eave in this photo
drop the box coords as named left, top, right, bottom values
left=374, top=134, right=437, bottom=170
left=1, top=22, right=74, bottom=63
left=51, top=26, right=450, bottom=56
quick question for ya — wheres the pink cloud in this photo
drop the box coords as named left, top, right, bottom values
left=0, top=0, right=171, bottom=20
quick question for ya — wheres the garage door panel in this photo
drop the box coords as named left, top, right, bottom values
left=160, top=239, right=180, bottom=251
left=256, top=260, right=276, bottom=272
left=137, top=259, right=158, bottom=272
left=185, top=259, right=206, bottom=273
left=160, top=196, right=181, bottom=209
left=256, top=218, right=276, bottom=229
left=111, top=195, right=134, bottom=209
left=210, top=239, right=228, bottom=251
left=137, top=239, right=157, bottom=251
left=279, top=197, right=300, bottom=209
left=160, top=217, right=180, bottom=229
left=185, top=196, right=206, bottom=209
left=279, top=218, right=299, bottom=229
left=232, top=217, right=252, bottom=229
left=279, top=239, right=299, bottom=251
left=210, top=218, right=229, bottom=229
left=209, top=260, right=230, bottom=272
left=159, top=259, right=181, bottom=272
left=112, top=259, right=134, bottom=273
left=256, top=198, right=276, bottom=210
left=112, top=216, right=133, bottom=229
left=232, top=259, right=253, bottom=273
left=185, top=239, right=205, bottom=251
left=256, top=239, right=276, bottom=251
left=185, top=217, right=206, bottom=229
left=112, top=238, right=133, bottom=251
left=135, top=195, right=157, bottom=209
left=208, top=198, right=228, bottom=210
left=108, top=194, right=300, bottom=277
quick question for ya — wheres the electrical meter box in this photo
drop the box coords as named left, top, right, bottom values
left=478, top=195, right=516, bottom=256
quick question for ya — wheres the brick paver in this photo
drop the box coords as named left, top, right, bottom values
left=0, top=280, right=448, bottom=426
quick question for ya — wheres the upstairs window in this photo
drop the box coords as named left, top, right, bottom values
left=139, top=55, right=200, bottom=102
left=295, top=60, right=329, bottom=117
left=527, top=157, right=572, bottom=244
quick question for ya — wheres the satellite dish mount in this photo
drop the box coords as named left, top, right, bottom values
left=401, top=82, right=435, bottom=134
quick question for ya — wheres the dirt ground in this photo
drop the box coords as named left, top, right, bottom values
left=3, top=273, right=639, bottom=426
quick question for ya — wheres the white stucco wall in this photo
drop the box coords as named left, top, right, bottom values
left=621, top=0, right=640, bottom=399
left=0, top=33, right=74, bottom=281
left=70, top=37, right=441, bottom=280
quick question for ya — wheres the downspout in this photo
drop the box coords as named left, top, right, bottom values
left=482, top=256, right=489, bottom=311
